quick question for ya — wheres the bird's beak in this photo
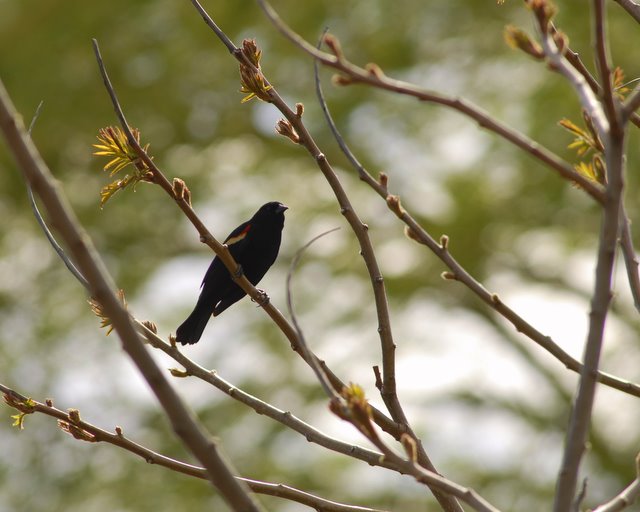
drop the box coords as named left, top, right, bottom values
left=276, top=203, right=288, bottom=213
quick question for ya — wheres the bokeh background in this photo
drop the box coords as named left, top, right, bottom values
left=2, top=0, right=640, bottom=510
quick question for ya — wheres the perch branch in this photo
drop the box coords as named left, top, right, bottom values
left=92, top=38, right=407, bottom=439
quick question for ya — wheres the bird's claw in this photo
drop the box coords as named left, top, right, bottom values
left=251, top=289, right=269, bottom=308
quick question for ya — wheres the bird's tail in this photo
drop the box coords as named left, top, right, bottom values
left=176, top=301, right=212, bottom=345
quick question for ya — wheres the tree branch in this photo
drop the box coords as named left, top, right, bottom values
left=591, top=453, right=640, bottom=512
left=187, top=0, right=414, bottom=449
left=91, top=37, right=408, bottom=441
left=254, top=0, right=605, bottom=205
left=313, top=55, right=640, bottom=401
left=0, top=78, right=263, bottom=512
left=137, top=321, right=398, bottom=472
left=612, top=0, right=640, bottom=24
left=0, top=383, right=389, bottom=512
left=551, top=4, right=627, bottom=505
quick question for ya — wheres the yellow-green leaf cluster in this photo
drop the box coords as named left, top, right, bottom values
left=93, top=126, right=153, bottom=207
left=559, top=112, right=606, bottom=186
left=88, top=289, right=127, bottom=336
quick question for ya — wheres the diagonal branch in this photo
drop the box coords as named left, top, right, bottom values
left=187, top=0, right=405, bottom=440
left=91, top=38, right=404, bottom=440
left=0, top=78, right=263, bottom=512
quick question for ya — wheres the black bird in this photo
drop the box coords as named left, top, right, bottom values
left=176, top=201, right=288, bottom=345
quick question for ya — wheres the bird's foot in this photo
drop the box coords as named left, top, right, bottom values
left=252, top=289, right=270, bottom=308
left=233, top=264, right=244, bottom=279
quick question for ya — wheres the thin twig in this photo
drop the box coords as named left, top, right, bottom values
left=255, top=0, right=605, bottom=205
left=23, top=101, right=90, bottom=289
left=592, top=0, right=621, bottom=136
left=286, top=228, right=342, bottom=399
left=0, top=78, right=263, bottom=512
left=550, top=25, right=640, bottom=128
left=313, top=35, right=467, bottom=512
left=619, top=206, right=640, bottom=312
left=591, top=453, right=640, bottom=512
left=0, top=383, right=389, bottom=512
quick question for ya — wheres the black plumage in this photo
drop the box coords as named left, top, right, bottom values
left=176, top=201, right=287, bottom=345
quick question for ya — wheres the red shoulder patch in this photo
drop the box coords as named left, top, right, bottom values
left=226, top=224, right=251, bottom=245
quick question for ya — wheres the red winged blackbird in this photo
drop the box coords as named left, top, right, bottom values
left=176, top=201, right=288, bottom=345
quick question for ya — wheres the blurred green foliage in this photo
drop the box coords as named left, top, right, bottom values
left=2, top=1, right=640, bottom=511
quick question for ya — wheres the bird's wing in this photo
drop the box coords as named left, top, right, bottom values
left=224, top=220, right=252, bottom=245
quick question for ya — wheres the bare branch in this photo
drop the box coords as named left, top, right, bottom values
left=550, top=3, right=628, bottom=508
left=591, top=453, right=640, bottom=512
left=255, top=0, right=605, bottom=204
left=619, top=206, right=640, bottom=312
left=137, top=322, right=396, bottom=472
left=0, top=383, right=389, bottom=512
left=0, top=78, right=263, bottom=512
left=286, top=228, right=342, bottom=399
left=592, top=0, right=622, bottom=135
left=313, top=53, right=640, bottom=401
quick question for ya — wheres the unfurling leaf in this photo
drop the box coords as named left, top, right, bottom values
left=504, top=25, right=544, bottom=60
left=93, top=126, right=154, bottom=207
left=239, top=39, right=273, bottom=103
left=275, top=119, right=300, bottom=144
left=3, top=394, right=36, bottom=430
left=88, top=289, right=127, bottom=335
left=613, top=66, right=632, bottom=99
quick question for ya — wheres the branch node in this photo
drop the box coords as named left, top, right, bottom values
left=373, top=365, right=383, bottom=391
left=404, top=225, right=422, bottom=243
left=441, top=271, right=457, bottom=281
left=172, top=178, right=192, bottom=206
left=275, top=118, right=301, bottom=144
left=365, top=62, right=385, bottom=79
